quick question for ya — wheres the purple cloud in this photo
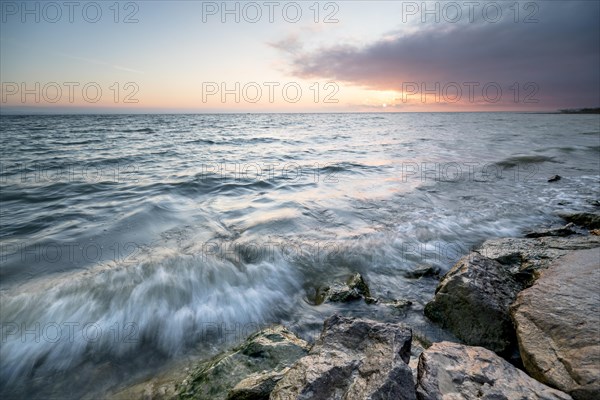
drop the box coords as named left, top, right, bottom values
left=276, top=1, right=599, bottom=109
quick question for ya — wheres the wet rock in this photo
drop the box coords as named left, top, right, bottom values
left=416, top=342, right=572, bottom=400
left=424, top=252, right=523, bottom=355
left=271, top=315, right=416, bottom=400
left=403, top=265, right=440, bottom=279
left=511, top=248, right=600, bottom=399
left=587, top=199, right=600, bottom=207
left=384, top=299, right=413, bottom=309
left=227, top=369, right=288, bottom=400
left=548, top=175, right=562, bottom=182
left=111, top=367, right=186, bottom=400
left=525, top=223, right=576, bottom=238
left=178, top=326, right=309, bottom=400
left=319, top=273, right=371, bottom=304
left=558, top=212, right=600, bottom=229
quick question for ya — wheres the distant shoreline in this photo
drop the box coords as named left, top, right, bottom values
left=1, top=109, right=600, bottom=116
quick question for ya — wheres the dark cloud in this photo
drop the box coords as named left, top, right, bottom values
left=277, top=1, right=600, bottom=109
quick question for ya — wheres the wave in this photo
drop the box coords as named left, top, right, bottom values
left=494, top=155, right=555, bottom=168
left=0, top=250, right=302, bottom=384
left=121, top=128, right=155, bottom=133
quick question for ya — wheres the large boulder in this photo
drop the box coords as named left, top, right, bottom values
left=424, top=253, right=523, bottom=355
left=271, top=315, right=416, bottom=400
left=416, top=341, right=572, bottom=399
left=477, top=235, right=600, bottom=278
left=511, top=248, right=600, bottom=400
left=177, top=325, right=309, bottom=400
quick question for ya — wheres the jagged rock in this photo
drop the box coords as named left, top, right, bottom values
left=178, top=326, right=309, bottom=400
left=476, top=235, right=600, bottom=277
left=525, top=223, right=576, bottom=238
left=416, top=342, right=572, bottom=400
left=409, top=337, right=428, bottom=385
left=271, top=315, right=416, bottom=400
left=511, top=248, right=600, bottom=400
left=558, top=212, right=600, bottom=229
left=424, top=252, right=523, bottom=355
left=227, top=369, right=288, bottom=400
left=318, top=273, right=371, bottom=304
left=548, top=175, right=562, bottom=182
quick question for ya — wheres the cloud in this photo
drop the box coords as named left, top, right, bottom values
left=275, top=1, right=599, bottom=108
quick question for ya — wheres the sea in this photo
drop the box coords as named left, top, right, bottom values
left=1, top=113, right=599, bottom=399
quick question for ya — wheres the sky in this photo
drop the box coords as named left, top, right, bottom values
left=1, top=0, right=599, bottom=113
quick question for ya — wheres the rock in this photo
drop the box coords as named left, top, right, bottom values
left=511, top=248, right=600, bottom=399
left=227, top=369, right=288, bottom=400
left=404, top=265, right=440, bottom=279
left=111, top=367, right=186, bottom=400
left=525, top=223, right=576, bottom=238
left=559, top=212, right=600, bottom=229
left=416, top=341, right=572, bottom=400
left=319, top=273, right=371, bottom=304
left=271, top=315, right=416, bottom=400
left=476, top=235, right=600, bottom=277
left=587, top=199, right=600, bottom=207
left=424, top=252, right=523, bottom=355
left=384, top=299, right=413, bottom=309
left=548, top=175, right=562, bottom=182
left=178, top=326, right=309, bottom=400
left=409, top=336, right=427, bottom=385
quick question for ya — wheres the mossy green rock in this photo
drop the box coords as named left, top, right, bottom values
left=177, top=326, right=309, bottom=400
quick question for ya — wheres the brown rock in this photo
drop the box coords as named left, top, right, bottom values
left=511, top=248, right=600, bottom=399
left=416, top=341, right=572, bottom=400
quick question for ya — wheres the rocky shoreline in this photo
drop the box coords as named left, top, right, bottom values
left=111, top=212, right=600, bottom=400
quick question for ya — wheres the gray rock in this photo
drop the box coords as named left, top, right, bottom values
left=558, top=212, right=600, bottom=229
left=424, top=252, right=523, bottom=355
left=385, top=299, right=413, bottom=309
left=548, top=175, right=562, bottom=182
left=178, top=326, right=309, bottom=400
left=525, top=224, right=576, bottom=238
left=404, top=265, right=440, bottom=279
left=476, top=235, right=600, bottom=277
left=511, top=248, right=600, bottom=400
left=271, top=315, right=416, bottom=400
left=416, top=341, right=573, bottom=400
left=409, top=337, right=428, bottom=385
left=318, top=273, right=371, bottom=304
